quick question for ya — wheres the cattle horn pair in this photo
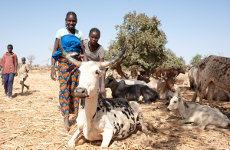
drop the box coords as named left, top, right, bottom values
left=62, top=46, right=125, bottom=68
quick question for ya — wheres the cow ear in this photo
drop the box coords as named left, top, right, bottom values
left=95, top=70, right=100, bottom=75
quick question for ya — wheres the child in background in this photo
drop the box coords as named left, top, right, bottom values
left=19, top=57, right=29, bottom=93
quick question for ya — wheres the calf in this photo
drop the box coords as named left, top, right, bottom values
left=105, top=75, right=159, bottom=103
left=167, top=92, right=230, bottom=129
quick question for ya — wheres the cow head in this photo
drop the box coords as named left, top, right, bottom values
left=64, top=48, right=125, bottom=98
left=105, top=75, right=118, bottom=88
left=167, top=88, right=181, bottom=110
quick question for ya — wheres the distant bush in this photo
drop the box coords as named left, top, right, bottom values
left=190, top=54, right=202, bottom=67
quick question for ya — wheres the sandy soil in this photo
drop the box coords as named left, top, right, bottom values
left=0, top=70, right=229, bottom=150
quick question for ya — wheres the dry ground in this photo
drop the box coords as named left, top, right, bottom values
left=0, top=70, right=230, bottom=150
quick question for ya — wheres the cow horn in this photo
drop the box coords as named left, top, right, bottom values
left=62, top=51, right=82, bottom=67
left=100, top=47, right=125, bottom=68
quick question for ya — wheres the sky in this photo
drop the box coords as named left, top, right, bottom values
left=0, top=0, right=229, bottom=65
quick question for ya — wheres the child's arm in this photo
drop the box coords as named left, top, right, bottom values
left=80, top=40, right=87, bottom=61
left=99, top=47, right=105, bottom=62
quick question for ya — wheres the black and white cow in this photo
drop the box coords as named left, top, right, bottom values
left=105, top=75, right=159, bottom=103
left=66, top=49, right=147, bottom=148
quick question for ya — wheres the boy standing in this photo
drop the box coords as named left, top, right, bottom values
left=0, top=44, right=18, bottom=99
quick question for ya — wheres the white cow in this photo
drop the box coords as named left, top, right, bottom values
left=65, top=49, right=147, bottom=148
left=167, top=92, right=230, bottom=130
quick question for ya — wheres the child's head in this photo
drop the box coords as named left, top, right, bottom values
left=21, top=57, right=26, bottom=63
left=89, top=28, right=101, bottom=46
left=65, top=11, right=77, bottom=30
left=7, top=44, right=13, bottom=53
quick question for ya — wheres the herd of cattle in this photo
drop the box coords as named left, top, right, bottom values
left=64, top=51, right=230, bottom=149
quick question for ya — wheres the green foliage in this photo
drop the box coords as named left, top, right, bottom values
left=190, top=54, right=202, bottom=67
left=160, top=49, right=186, bottom=70
left=107, top=11, right=167, bottom=72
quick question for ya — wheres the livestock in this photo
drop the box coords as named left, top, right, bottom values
left=65, top=49, right=147, bottom=148
left=188, top=66, right=198, bottom=90
left=167, top=92, right=230, bottom=129
left=105, top=75, right=159, bottom=103
left=156, top=78, right=174, bottom=100
left=117, top=78, right=147, bottom=86
left=151, top=67, right=183, bottom=99
left=152, top=67, right=185, bottom=79
left=193, top=55, right=230, bottom=102
left=188, top=66, right=229, bottom=101
left=205, top=82, right=230, bottom=101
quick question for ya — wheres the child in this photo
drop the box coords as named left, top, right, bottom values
left=51, top=11, right=83, bottom=131
left=83, top=28, right=106, bottom=97
left=19, top=57, right=29, bottom=93
left=83, top=28, right=105, bottom=62
left=0, top=44, right=18, bottom=99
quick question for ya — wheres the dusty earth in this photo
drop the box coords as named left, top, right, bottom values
left=0, top=70, right=230, bottom=150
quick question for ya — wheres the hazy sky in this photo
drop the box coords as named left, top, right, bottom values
left=0, top=0, right=229, bottom=65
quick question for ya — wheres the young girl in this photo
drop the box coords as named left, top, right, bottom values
left=83, top=28, right=106, bottom=97
left=51, top=11, right=83, bottom=131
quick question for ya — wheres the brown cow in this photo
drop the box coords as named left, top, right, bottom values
left=152, top=67, right=185, bottom=79
left=193, top=55, right=230, bottom=102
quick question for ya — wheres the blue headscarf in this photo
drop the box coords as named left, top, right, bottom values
left=52, top=34, right=81, bottom=60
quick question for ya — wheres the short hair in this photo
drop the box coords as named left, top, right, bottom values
left=21, top=57, right=26, bottom=61
left=7, top=44, right=13, bottom=49
left=89, top=28, right=100, bottom=36
left=65, top=11, right=77, bottom=20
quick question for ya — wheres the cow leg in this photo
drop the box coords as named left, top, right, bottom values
left=101, top=128, right=113, bottom=148
left=192, top=92, right=198, bottom=102
left=201, top=80, right=212, bottom=100
left=68, top=128, right=82, bottom=149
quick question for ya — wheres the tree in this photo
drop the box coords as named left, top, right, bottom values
left=160, top=49, right=186, bottom=70
left=190, top=54, right=202, bottom=67
left=27, top=55, right=35, bottom=67
left=107, top=11, right=167, bottom=75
